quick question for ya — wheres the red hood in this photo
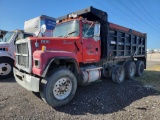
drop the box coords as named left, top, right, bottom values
left=29, top=37, right=80, bottom=52
left=30, top=36, right=82, bottom=75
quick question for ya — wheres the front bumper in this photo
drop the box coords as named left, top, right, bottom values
left=13, top=67, right=40, bottom=92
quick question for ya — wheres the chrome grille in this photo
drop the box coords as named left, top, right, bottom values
left=16, top=43, right=29, bottom=68
left=17, top=43, right=28, bottom=54
left=17, top=56, right=28, bottom=68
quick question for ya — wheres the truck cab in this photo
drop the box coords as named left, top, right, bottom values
left=0, top=30, right=34, bottom=79
left=14, top=16, right=101, bottom=77
left=53, top=17, right=101, bottom=63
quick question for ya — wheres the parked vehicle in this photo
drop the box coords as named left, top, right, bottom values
left=14, top=6, right=147, bottom=107
left=0, top=30, right=34, bottom=79
left=0, top=15, right=56, bottom=79
left=153, top=49, right=160, bottom=53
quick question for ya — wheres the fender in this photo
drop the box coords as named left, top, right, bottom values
left=33, top=50, right=80, bottom=76
left=41, top=57, right=80, bottom=77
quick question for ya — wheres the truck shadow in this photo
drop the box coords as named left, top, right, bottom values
left=0, top=76, right=16, bottom=82
left=55, top=78, right=159, bottom=115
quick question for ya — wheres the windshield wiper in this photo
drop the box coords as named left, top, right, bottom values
left=64, top=30, right=78, bottom=38
left=57, top=35, right=64, bottom=37
left=68, top=30, right=77, bottom=35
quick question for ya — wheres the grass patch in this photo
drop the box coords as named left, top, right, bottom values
left=136, top=65, right=160, bottom=91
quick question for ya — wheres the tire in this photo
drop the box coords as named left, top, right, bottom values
left=112, top=65, right=125, bottom=84
left=125, top=61, right=136, bottom=80
left=40, top=68, right=77, bottom=107
left=135, top=60, right=144, bottom=77
left=0, top=58, right=14, bottom=79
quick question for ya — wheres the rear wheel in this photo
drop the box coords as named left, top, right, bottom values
left=125, top=61, right=136, bottom=80
left=0, top=58, right=13, bottom=79
left=135, top=60, right=144, bottom=77
left=40, top=69, right=77, bottom=107
left=112, top=65, right=125, bottom=84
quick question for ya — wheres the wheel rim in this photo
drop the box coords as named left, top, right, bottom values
left=0, top=63, right=12, bottom=75
left=129, top=64, right=135, bottom=77
left=53, top=77, right=72, bottom=100
left=119, top=70, right=124, bottom=82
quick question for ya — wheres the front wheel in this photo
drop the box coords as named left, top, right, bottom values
left=0, top=58, right=14, bottom=79
left=40, top=69, right=77, bottom=107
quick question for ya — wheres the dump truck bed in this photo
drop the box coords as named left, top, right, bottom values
left=108, top=22, right=146, bottom=58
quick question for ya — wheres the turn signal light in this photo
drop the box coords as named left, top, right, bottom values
left=42, top=46, right=46, bottom=51
left=5, top=48, right=8, bottom=51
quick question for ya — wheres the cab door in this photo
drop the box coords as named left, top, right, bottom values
left=82, top=22, right=101, bottom=63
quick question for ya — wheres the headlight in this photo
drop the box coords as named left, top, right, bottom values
left=34, top=59, right=40, bottom=68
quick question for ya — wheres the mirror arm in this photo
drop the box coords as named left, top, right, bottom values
left=35, top=24, right=46, bottom=48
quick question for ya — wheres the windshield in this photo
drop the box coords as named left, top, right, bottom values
left=0, top=32, right=15, bottom=42
left=53, top=20, right=79, bottom=37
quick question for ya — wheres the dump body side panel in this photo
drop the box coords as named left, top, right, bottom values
left=107, top=22, right=146, bottom=59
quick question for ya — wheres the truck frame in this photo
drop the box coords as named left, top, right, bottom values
left=14, top=6, right=146, bottom=107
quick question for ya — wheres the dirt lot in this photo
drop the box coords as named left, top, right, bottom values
left=0, top=54, right=160, bottom=120
left=147, top=53, right=160, bottom=68
left=147, top=53, right=160, bottom=61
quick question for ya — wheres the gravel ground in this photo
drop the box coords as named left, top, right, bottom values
left=0, top=61, right=160, bottom=120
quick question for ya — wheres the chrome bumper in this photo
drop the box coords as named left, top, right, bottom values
left=13, top=67, right=40, bottom=92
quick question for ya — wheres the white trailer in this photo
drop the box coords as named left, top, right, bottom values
left=24, top=15, right=56, bottom=37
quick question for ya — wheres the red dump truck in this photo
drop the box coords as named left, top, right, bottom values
left=14, top=6, right=147, bottom=107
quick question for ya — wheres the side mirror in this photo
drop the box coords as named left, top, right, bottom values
left=35, top=24, right=47, bottom=37
left=40, top=24, right=46, bottom=34
left=94, top=23, right=101, bottom=41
